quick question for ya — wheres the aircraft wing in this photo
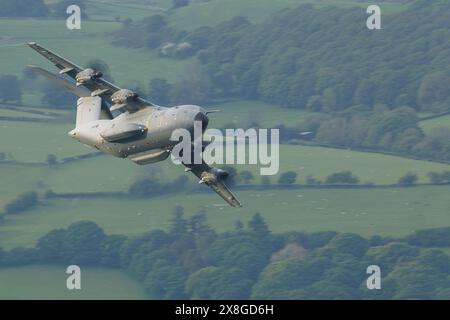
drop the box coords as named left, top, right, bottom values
left=27, top=42, right=156, bottom=112
left=184, top=161, right=242, bottom=208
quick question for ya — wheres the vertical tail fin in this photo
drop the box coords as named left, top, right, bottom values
left=76, top=96, right=103, bottom=127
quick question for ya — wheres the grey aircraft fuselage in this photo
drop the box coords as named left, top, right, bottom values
left=71, top=97, right=208, bottom=165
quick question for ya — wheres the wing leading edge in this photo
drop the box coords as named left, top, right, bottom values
left=26, top=65, right=90, bottom=98
left=27, top=42, right=157, bottom=112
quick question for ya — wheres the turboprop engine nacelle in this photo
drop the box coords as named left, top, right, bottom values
left=75, top=68, right=103, bottom=86
left=111, top=89, right=138, bottom=104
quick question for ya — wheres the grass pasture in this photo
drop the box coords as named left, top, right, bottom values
left=0, top=265, right=146, bottom=299
left=276, top=145, right=450, bottom=185
left=0, top=120, right=88, bottom=162
left=2, top=134, right=450, bottom=194
left=200, top=142, right=450, bottom=185
left=3, top=99, right=449, bottom=184
left=83, top=0, right=169, bottom=21
left=0, top=107, right=53, bottom=120
left=0, top=185, right=449, bottom=249
left=420, top=114, right=450, bottom=134
left=1, top=113, right=449, bottom=206
left=0, top=18, right=190, bottom=85
left=206, top=100, right=313, bottom=128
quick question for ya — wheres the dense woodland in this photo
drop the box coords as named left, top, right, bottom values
left=113, top=1, right=450, bottom=113
left=0, top=0, right=49, bottom=17
left=1, top=210, right=450, bottom=299
left=295, top=108, right=450, bottom=162
left=112, top=1, right=450, bottom=162
left=194, top=2, right=450, bottom=113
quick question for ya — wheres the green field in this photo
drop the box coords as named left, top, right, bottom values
left=277, top=145, right=450, bottom=184
left=0, top=18, right=190, bottom=85
left=1, top=111, right=450, bottom=209
left=1, top=185, right=449, bottom=249
left=0, top=107, right=53, bottom=120
left=2, top=131, right=449, bottom=203
left=2, top=100, right=449, bottom=183
left=0, top=120, right=88, bottom=161
left=83, top=0, right=169, bottom=21
left=0, top=265, right=146, bottom=299
left=207, top=100, right=313, bottom=127
left=420, top=114, right=450, bottom=134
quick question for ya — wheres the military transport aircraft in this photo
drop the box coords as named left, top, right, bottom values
left=27, top=42, right=242, bottom=207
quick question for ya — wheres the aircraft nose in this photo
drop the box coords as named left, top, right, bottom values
left=194, top=111, right=209, bottom=130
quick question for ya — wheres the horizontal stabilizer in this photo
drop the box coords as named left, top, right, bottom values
left=27, top=65, right=90, bottom=98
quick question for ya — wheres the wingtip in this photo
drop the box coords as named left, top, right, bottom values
left=233, top=200, right=243, bottom=208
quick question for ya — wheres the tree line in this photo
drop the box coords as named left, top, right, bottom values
left=112, top=1, right=450, bottom=114
left=292, top=107, right=450, bottom=162
left=1, top=209, right=450, bottom=299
